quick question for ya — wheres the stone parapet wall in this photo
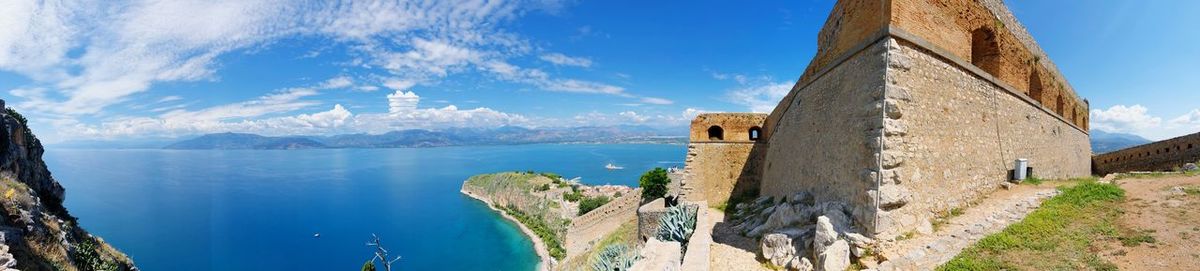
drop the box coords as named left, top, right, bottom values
left=1093, top=132, right=1200, bottom=175
left=565, top=188, right=642, bottom=259
left=889, top=0, right=1088, bottom=130
left=680, top=142, right=765, bottom=207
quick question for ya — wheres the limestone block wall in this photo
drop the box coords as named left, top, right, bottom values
left=565, top=188, right=642, bottom=259
left=877, top=37, right=1090, bottom=238
left=681, top=143, right=765, bottom=207
left=760, top=37, right=889, bottom=233
left=681, top=113, right=767, bottom=207
left=1093, top=132, right=1200, bottom=175
left=766, top=0, right=889, bottom=139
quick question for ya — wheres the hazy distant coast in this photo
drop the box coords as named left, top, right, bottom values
left=162, top=125, right=686, bottom=149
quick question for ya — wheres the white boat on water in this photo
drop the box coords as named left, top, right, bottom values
left=605, top=163, right=624, bottom=170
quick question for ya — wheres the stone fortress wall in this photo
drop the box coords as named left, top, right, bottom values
left=564, top=188, right=642, bottom=259
left=1093, top=132, right=1200, bottom=175
left=686, top=0, right=1092, bottom=240
left=679, top=113, right=767, bottom=207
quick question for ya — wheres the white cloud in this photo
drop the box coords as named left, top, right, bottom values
left=539, top=53, right=592, bottom=67
left=387, top=90, right=420, bottom=113
left=726, top=81, right=792, bottom=113
left=1090, top=105, right=1162, bottom=134
left=318, top=76, right=354, bottom=89
left=60, top=89, right=530, bottom=139
left=156, top=96, right=183, bottom=103
left=1, top=0, right=628, bottom=118
left=1090, top=105, right=1200, bottom=140
left=481, top=60, right=626, bottom=95
left=640, top=97, right=674, bottom=105
left=1169, top=109, right=1200, bottom=127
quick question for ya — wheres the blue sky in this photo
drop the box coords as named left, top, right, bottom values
left=0, top=0, right=1196, bottom=143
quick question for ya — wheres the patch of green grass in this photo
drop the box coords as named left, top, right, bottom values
left=1119, top=230, right=1156, bottom=247
left=939, top=178, right=1128, bottom=270
left=1023, top=176, right=1044, bottom=185
left=1181, top=186, right=1200, bottom=196
left=932, top=207, right=966, bottom=232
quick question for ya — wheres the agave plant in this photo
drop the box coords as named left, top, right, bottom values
left=655, top=204, right=697, bottom=244
left=590, top=243, right=640, bottom=271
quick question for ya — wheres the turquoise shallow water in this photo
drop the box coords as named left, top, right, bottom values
left=43, top=144, right=686, bottom=271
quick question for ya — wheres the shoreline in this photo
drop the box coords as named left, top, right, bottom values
left=461, top=188, right=553, bottom=271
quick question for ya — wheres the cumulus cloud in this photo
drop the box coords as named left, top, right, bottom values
left=61, top=89, right=529, bottom=139
left=539, top=53, right=592, bottom=67
left=387, top=90, right=420, bottom=113
left=1090, top=105, right=1200, bottom=140
left=1090, top=105, right=1162, bottom=134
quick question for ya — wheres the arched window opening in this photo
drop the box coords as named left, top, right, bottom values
left=971, top=27, right=1001, bottom=76
left=707, top=126, right=724, bottom=141
left=1055, top=94, right=1064, bottom=116
left=748, top=127, right=762, bottom=141
left=1028, top=71, right=1044, bottom=104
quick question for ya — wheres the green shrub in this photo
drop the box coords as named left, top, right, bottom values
left=578, top=195, right=612, bottom=216
left=563, top=190, right=583, bottom=202
left=71, top=239, right=118, bottom=271
left=535, top=183, right=551, bottom=192
left=639, top=168, right=671, bottom=200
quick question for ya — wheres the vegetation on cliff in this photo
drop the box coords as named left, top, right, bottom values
left=462, top=172, right=571, bottom=260
left=0, top=106, right=136, bottom=270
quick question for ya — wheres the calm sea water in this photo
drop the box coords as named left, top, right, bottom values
left=43, top=144, right=685, bottom=271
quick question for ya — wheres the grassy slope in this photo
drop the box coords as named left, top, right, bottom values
left=938, top=179, right=1153, bottom=271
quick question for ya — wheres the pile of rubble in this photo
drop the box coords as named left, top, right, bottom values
left=728, top=192, right=877, bottom=271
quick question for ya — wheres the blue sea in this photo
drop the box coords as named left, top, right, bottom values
left=43, top=144, right=686, bottom=271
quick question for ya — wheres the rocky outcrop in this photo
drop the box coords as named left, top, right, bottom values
left=729, top=192, right=878, bottom=271
left=0, top=101, right=136, bottom=271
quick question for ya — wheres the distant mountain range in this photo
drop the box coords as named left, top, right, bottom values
left=1090, top=130, right=1153, bottom=154
left=162, top=125, right=688, bottom=150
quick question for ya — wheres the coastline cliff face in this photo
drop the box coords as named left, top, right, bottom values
left=0, top=103, right=136, bottom=271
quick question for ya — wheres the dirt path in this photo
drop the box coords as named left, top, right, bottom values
left=1102, top=175, right=1200, bottom=270
left=708, top=211, right=772, bottom=271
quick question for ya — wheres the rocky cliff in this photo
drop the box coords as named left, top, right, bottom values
left=0, top=101, right=135, bottom=271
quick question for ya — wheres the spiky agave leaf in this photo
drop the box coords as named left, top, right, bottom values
left=590, top=243, right=640, bottom=271
left=654, top=204, right=697, bottom=243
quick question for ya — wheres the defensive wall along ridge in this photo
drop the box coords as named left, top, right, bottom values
left=1093, top=132, right=1200, bottom=175
left=564, top=188, right=642, bottom=259
left=682, top=0, right=1092, bottom=240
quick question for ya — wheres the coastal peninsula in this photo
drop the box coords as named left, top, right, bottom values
left=460, top=171, right=634, bottom=270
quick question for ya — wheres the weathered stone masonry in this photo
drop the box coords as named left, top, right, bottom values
left=564, top=188, right=642, bottom=259
left=1093, top=132, right=1200, bottom=175
left=680, top=113, right=767, bottom=207
left=685, top=0, right=1091, bottom=240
